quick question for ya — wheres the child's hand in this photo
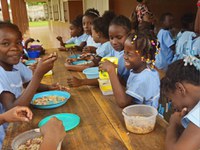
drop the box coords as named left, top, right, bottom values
left=40, top=117, right=66, bottom=144
left=58, top=46, right=66, bottom=51
left=2, top=106, right=33, bottom=123
left=79, top=41, right=87, bottom=49
left=65, top=58, right=77, bottom=64
left=67, top=76, right=83, bottom=87
left=34, top=52, right=57, bottom=77
left=99, top=60, right=117, bottom=73
left=169, top=107, right=188, bottom=127
left=82, top=46, right=93, bottom=53
left=56, top=36, right=63, bottom=42
left=48, top=82, right=70, bottom=91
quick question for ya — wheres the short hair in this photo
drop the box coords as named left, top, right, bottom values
left=0, top=21, right=22, bottom=38
left=160, top=13, right=173, bottom=23
left=92, top=11, right=116, bottom=39
left=84, top=8, right=100, bottom=19
left=110, top=15, right=132, bottom=34
left=161, top=58, right=200, bottom=95
left=181, top=13, right=195, bottom=30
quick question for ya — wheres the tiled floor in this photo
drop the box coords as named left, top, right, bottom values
left=27, top=21, right=70, bottom=49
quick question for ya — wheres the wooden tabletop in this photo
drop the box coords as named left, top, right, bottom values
left=2, top=49, right=168, bottom=150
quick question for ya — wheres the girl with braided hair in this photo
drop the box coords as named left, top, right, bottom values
left=99, top=32, right=160, bottom=108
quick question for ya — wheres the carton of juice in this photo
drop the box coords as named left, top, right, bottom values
left=99, top=57, right=118, bottom=80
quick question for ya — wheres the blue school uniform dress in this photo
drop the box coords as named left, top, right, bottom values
left=126, top=68, right=160, bottom=108
left=65, top=33, right=89, bottom=46
left=172, top=31, right=197, bottom=62
left=182, top=101, right=200, bottom=128
left=0, top=62, right=32, bottom=149
left=86, top=35, right=101, bottom=48
left=155, top=29, right=175, bottom=70
left=190, top=36, right=200, bottom=56
left=96, top=41, right=115, bottom=58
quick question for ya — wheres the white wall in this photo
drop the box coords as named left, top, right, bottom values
left=83, top=0, right=109, bottom=15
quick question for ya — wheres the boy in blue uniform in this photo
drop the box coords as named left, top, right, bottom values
left=155, top=13, right=175, bottom=71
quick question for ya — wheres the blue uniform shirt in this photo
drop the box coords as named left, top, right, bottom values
left=96, top=41, right=115, bottom=58
left=173, top=31, right=197, bottom=62
left=110, top=50, right=130, bottom=82
left=0, top=62, right=32, bottom=148
left=126, top=68, right=160, bottom=108
left=182, top=101, right=200, bottom=128
left=66, top=33, right=89, bottom=46
left=155, top=29, right=175, bottom=70
left=86, top=35, right=101, bottom=48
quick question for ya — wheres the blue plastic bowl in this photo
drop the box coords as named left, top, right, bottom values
left=27, top=50, right=40, bottom=58
left=83, top=67, right=99, bottom=79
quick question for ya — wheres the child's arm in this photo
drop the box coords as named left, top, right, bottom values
left=166, top=108, right=200, bottom=150
left=56, top=36, right=65, bottom=47
left=99, top=60, right=132, bottom=108
left=82, top=46, right=97, bottom=53
left=40, top=117, right=66, bottom=150
left=0, top=106, right=33, bottom=125
left=64, top=61, right=94, bottom=72
left=67, top=76, right=98, bottom=87
left=0, top=54, right=57, bottom=110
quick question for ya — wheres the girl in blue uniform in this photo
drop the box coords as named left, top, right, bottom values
left=99, top=33, right=160, bottom=108
left=162, top=56, right=200, bottom=150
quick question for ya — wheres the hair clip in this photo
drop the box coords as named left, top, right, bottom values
left=88, top=11, right=99, bottom=17
left=131, top=35, right=138, bottom=44
left=183, top=55, right=200, bottom=71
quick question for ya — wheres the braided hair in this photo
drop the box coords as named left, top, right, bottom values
left=161, top=58, right=200, bottom=95
left=127, top=32, right=159, bottom=67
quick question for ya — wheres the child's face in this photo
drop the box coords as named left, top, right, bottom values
left=82, top=16, right=93, bottom=35
left=0, top=27, right=23, bottom=67
left=69, top=24, right=81, bottom=37
left=123, top=39, right=144, bottom=70
left=109, top=25, right=128, bottom=51
left=167, top=83, right=197, bottom=112
left=91, top=25, right=100, bottom=43
left=163, top=15, right=174, bottom=29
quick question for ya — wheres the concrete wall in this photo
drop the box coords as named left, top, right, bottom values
left=109, top=0, right=197, bottom=28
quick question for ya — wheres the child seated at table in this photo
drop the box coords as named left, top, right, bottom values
left=161, top=56, right=200, bottom=150
left=155, top=13, right=175, bottom=71
left=67, top=15, right=132, bottom=87
left=0, top=106, right=66, bottom=150
left=80, top=8, right=101, bottom=53
left=56, top=15, right=88, bottom=51
left=172, top=13, right=200, bottom=62
left=0, top=21, right=67, bottom=111
left=99, top=32, right=160, bottom=108
left=64, top=11, right=116, bottom=71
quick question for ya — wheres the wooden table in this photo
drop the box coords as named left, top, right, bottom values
left=2, top=49, right=168, bottom=150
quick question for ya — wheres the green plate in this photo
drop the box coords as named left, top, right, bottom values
left=38, top=113, right=80, bottom=131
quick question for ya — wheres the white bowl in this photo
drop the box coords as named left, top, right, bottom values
left=12, top=128, right=61, bottom=150
left=122, top=105, right=158, bottom=134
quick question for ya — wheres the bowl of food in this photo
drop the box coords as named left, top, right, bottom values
left=11, top=128, right=61, bottom=150
left=83, top=67, right=99, bottom=79
left=27, top=50, right=40, bottom=59
left=122, top=105, right=158, bottom=134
